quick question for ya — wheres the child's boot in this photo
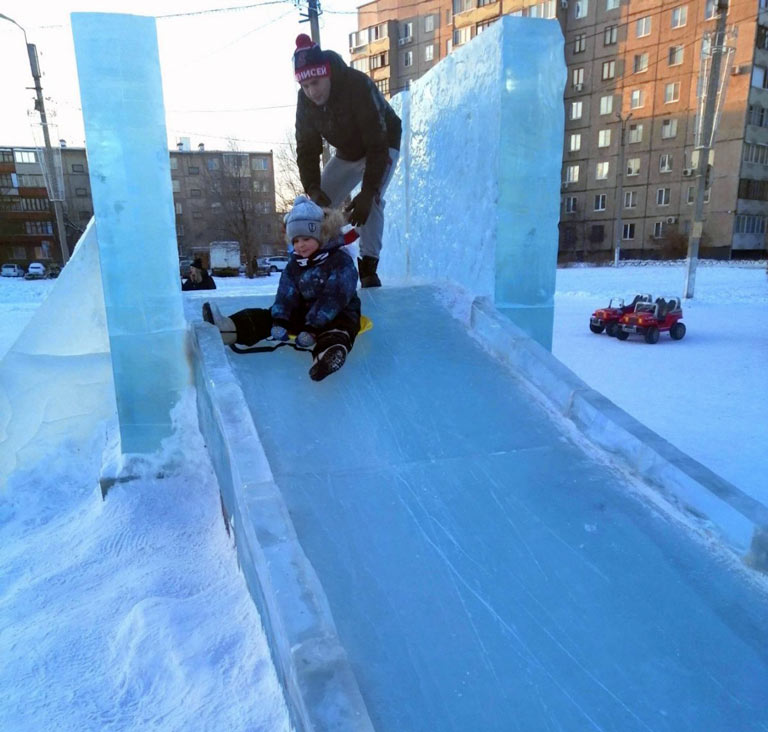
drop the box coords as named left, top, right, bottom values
left=358, top=256, right=381, bottom=288
left=309, top=344, right=348, bottom=381
left=202, top=302, right=237, bottom=345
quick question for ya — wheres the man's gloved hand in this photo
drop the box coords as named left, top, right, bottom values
left=296, top=331, right=316, bottom=348
left=345, top=190, right=374, bottom=227
left=270, top=325, right=289, bottom=341
left=307, top=184, right=331, bottom=208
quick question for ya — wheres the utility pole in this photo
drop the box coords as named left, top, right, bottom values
left=684, top=0, right=730, bottom=299
left=613, top=112, right=631, bottom=267
left=0, top=13, right=70, bottom=264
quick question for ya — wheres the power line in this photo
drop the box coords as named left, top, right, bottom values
left=155, top=1, right=291, bottom=19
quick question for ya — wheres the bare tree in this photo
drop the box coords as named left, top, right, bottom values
left=274, top=130, right=305, bottom=212
left=206, top=140, right=275, bottom=277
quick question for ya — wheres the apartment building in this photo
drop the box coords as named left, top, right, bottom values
left=351, top=0, right=768, bottom=259
left=0, top=143, right=281, bottom=269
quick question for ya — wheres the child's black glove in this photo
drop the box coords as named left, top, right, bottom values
left=345, top=190, right=374, bottom=227
left=307, top=184, right=331, bottom=208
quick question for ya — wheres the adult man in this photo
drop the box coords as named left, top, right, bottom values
left=293, top=33, right=402, bottom=288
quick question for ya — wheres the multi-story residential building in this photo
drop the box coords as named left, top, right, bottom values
left=0, top=142, right=281, bottom=269
left=0, top=146, right=59, bottom=266
left=350, top=0, right=768, bottom=259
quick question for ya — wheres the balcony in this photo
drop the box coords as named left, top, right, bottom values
left=454, top=0, right=501, bottom=29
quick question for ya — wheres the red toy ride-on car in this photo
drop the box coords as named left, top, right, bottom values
left=590, top=293, right=652, bottom=336
left=616, top=297, right=686, bottom=343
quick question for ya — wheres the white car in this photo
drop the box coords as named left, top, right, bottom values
left=25, top=262, right=48, bottom=279
left=1, top=263, right=25, bottom=278
left=261, top=255, right=290, bottom=273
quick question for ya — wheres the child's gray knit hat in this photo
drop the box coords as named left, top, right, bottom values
left=285, top=195, right=324, bottom=242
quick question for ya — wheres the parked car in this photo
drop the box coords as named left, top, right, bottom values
left=617, top=297, right=686, bottom=343
left=590, top=293, right=652, bottom=336
left=1, top=263, right=25, bottom=278
left=25, top=262, right=48, bottom=280
left=262, top=255, right=290, bottom=273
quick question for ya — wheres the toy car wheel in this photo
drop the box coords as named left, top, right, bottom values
left=606, top=322, right=619, bottom=337
left=616, top=330, right=629, bottom=341
left=670, top=322, right=686, bottom=340
left=644, top=326, right=660, bottom=344
left=589, top=323, right=605, bottom=334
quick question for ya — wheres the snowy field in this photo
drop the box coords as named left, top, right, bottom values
left=1, top=262, right=766, bottom=731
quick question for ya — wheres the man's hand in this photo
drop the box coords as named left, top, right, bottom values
left=296, top=331, right=316, bottom=348
left=345, top=190, right=374, bottom=227
left=270, top=325, right=289, bottom=342
left=307, top=184, right=331, bottom=208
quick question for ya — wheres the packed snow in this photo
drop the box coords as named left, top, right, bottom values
left=1, top=261, right=766, bottom=729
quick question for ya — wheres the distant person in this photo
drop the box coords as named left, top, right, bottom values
left=182, top=258, right=216, bottom=291
left=293, top=33, right=402, bottom=288
left=203, top=195, right=360, bottom=381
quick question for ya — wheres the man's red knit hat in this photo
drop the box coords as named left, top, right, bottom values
left=293, top=33, right=330, bottom=82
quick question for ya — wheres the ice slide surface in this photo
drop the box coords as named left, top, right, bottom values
left=207, top=286, right=768, bottom=732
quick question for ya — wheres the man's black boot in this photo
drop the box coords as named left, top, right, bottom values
left=358, top=256, right=381, bottom=288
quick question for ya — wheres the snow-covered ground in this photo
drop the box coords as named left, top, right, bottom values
left=1, top=262, right=765, bottom=730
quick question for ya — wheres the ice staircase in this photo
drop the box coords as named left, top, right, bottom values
left=192, top=286, right=768, bottom=732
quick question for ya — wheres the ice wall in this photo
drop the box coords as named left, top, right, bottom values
left=71, top=13, right=188, bottom=453
left=0, top=225, right=115, bottom=488
left=380, top=16, right=565, bottom=349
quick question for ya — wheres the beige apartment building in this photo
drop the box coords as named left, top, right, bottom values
left=350, top=0, right=768, bottom=259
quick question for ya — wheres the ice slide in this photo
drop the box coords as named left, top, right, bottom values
left=194, top=285, right=768, bottom=731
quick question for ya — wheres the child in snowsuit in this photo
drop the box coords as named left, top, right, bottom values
left=204, top=195, right=361, bottom=382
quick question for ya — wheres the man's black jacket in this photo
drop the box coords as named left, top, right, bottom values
left=296, top=51, right=402, bottom=196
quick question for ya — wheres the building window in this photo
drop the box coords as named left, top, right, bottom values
left=172, top=180, right=181, bottom=192
left=657, top=187, right=671, bottom=205
left=660, top=154, right=673, bottom=172
left=565, top=164, right=579, bottom=183
left=630, top=89, right=644, bottom=109
left=598, top=129, right=611, bottom=147
left=14, top=150, right=37, bottom=164
left=0, top=174, right=14, bottom=187
left=596, top=161, right=610, bottom=179
left=622, top=223, right=635, bottom=239
left=743, top=142, right=768, bottom=164
left=627, top=157, right=640, bottom=175
left=0, top=149, right=13, bottom=163
left=633, top=53, right=649, bottom=73
left=425, top=44, right=434, bottom=62
left=476, top=19, right=496, bottom=33
left=170, top=157, right=178, bottom=170
left=661, top=118, right=678, bottom=138
left=665, top=82, right=680, bottom=103
left=628, top=123, right=643, bottom=143
left=624, top=190, right=638, bottom=207
left=25, top=221, right=53, bottom=234
left=669, top=45, right=684, bottom=66
left=401, top=21, right=413, bottom=41
left=425, top=14, right=435, bottom=32
left=571, top=101, right=583, bottom=119
left=574, top=0, right=589, bottom=18
left=207, top=158, right=220, bottom=171
left=654, top=221, right=665, bottom=238
left=590, top=224, right=605, bottom=242
left=752, top=66, right=768, bottom=89
left=573, top=67, right=584, bottom=87
left=600, top=95, right=613, bottom=115
left=188, top=166, right=200, bottom=175
left=602, top=60, right=615, bottom=80
left=565, top=196, right=578, bottom=213
left=569, top=133, right=582, bottom=152
left=352, top=58, right=370, bottom=72
left=404, top=50, right=414, bottom=67
left=705, top=0, right=721, bottom=19
left=175, top=202, right=182, bottom=214
left=375, top=78, right=389, bottom=95
left=604, top=25, right=617, bottom=45
left=687, top=185, right=695, bottom=204
left=671, top=6, right=687, bottom=27
left=636, top=16, right=651, bottom=37
left=594, top=193, right=607, bottom=211
left=20, top=198, right=49, bottom=211
left=75, top=187, right=88, bottom=196
left=71, top=163, right=85, bottom=173
left=606, top=0, right=620, bottom=8
left=574, top=33, right=586, bottom=53
left=251, top=157, right=268, bottom=171
left=734, top=214, right=767, bottom=234
left=18, top=174, right=45, bottom=187
left=192, top=210, right=203, bottom=219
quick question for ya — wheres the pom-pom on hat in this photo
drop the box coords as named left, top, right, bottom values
left=293, top=33, right=330, bottom=83
left=285, top=194, right=324, bottom=242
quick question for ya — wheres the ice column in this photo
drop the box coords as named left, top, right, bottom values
left=71, top=13, right=188, bottom=453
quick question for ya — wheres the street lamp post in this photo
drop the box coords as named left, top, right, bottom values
left=1, top=13, right=71, bottom=264
left=613, top=112, right=631, bottom=267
